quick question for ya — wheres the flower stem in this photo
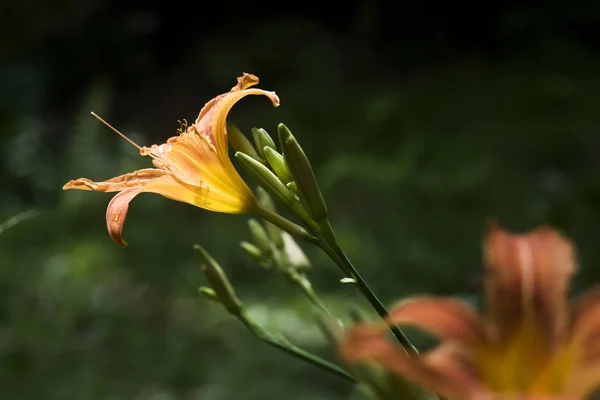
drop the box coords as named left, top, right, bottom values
left=255, top=205, right=319, bottom=244
left=237, top=310, right=356, bottom=382
left=316, top=240, right=418, bottom=355
left=256, top=206, right=417, bottom=353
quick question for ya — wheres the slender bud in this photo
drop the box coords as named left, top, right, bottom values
left=252, top=127, right=276, bottom=159
left=240, top=241, right=264, bottom=262
left=282, top=231, right=310, bottom=269
left=198, top=287, right=221, bottom=303
left=278, top=123, right=328, bottom=221
left=235, top=152, right=296, bottom=206
left=257, top=187, right=275, bottom=211
left=194, top=244, right=242, bottom=315
left=248, top=218, right=271, bottom=254
left=227, top=122, right=263, bottom=162
left=264, top=147, right=293, bottom=184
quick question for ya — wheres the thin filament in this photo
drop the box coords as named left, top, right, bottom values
left=91, top=112, right=158, bottom=160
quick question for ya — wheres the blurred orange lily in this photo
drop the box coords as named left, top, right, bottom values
left=63, top=73, right=279, bottom=246
left=342, top=221, right=600, bottom=400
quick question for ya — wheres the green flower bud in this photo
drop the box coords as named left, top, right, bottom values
left=227, top=122, right=263, bottom=162
left=263, top=146, right=293, bottom=184
left=235, top=152, right=296, bottom=206
left=247, top=218, right=272, bottom=254
left=282, top=231, right=310, bottom=269
left=198, top=287, right=221, bottom=303
left=252, top=127, right=276, bottom=158
left=278, top=123, right=328, bottom=221
left=257, top=187, right=276, bottom=211
left=240, top=241, right=264, bottom=263
left=194, top=244, right=242, bottom=315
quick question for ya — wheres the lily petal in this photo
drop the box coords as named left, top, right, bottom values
left=570, top=287, right=600, bottom=353
left=195, top=72, right=280, bottom=158
left=563, top=287, right=600, bottom=396
left=63, top=169, right=169, bottom=192
left=564, top=362, right=600, bottom=398
left=387, top=297, right=487, bottom=346
left=100, top=172, right=249, bottom=246
left=342, top=325, right=487, bottom=399
left=483, top=221, right=576, bottom=346
left=148, top=132, right=255, bottom=210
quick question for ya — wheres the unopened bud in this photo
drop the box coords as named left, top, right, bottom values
left=252, top=127, right=276, bottom=159
left=240, top=241, right=264, bottom=262
left=227, top=122, right=263, bottom=162
left=198, top=287, right=221, bottom=303
left=282, top=232, right=310, bottom=269
left=248, top=218, right=271, bottom=254
left=278, top=123, right=328, bottom=221
left=263, top=146, right=293, bottom=184
left=235, top=152, right=296, bottom=206
left=194, top=244, right=242, bottom=315
left=257, top=187, right=276, bottom=211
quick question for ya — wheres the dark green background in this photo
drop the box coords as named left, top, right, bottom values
left=2, top=1, right=600, bottom=399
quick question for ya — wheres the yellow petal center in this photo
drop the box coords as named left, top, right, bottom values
left=477, top=319, right=577, bottom=394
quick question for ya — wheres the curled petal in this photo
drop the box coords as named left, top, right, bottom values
left=105, top=173, right=249, bottom=246
left=194, top=72, right=280, bottom=158
left=341, top=325, right=487, bottom=399
left=387, top=297, right=487, bottom=346
left=483, top=221, right=576, bottom=345
left=106, top=187, right=141, bottom=246
left=63, top=169, right=169, bottom=192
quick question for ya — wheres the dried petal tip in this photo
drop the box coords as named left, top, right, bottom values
left=234, top=73, right=260, bottom=91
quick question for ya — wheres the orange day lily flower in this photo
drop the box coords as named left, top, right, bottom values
left=341, top=221, right=600, bottom=400
left=63, top=73, right=279, bottom=246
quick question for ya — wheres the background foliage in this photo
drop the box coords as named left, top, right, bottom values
left=2, top=1, right=600, bottom=399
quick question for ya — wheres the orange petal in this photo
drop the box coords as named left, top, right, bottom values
left=105, top=174, right=196, bottom=246
left=157, top=132, right=254, bottom=210
left=387, top=297, right=487, bottom=346
left=106, top=187, right=142, bottom=246
left=194, top=72, right=280, bottom=158
left=105, top=173, right=249, bottom=246
left=341, top=325, right=487, bottom=399
left=564, top=287, right=600, bottom=385
left=469, top=395, right=578, bottom=400
left=63, top=169, right=169, bottom=192
left=483, top=221, right=576, bottom=346
left=570, top=287, right=600, bottom=350
left=564, top=362, right=600, bottom=398
left=423, top=344, right=484, bottom=394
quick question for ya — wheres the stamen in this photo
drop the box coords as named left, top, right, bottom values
left=91, top=112, right=143, bottom=151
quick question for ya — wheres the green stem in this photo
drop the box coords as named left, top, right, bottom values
left=255, top=205, right=416, bottom=354
left=237, top=310, right=356, bottom=382
left=255, top=205, right=319, bottom=244
left=317, top=240, right=417, bottom=355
